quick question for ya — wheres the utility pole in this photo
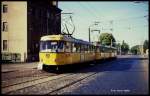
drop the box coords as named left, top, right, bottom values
left=91, top=29, right=101, bottom=42
left=110, top=20, right=113, bottom=33
left=89, top=21, right=100, bottom=42
left=47, top=11, right=49, bottom=35
left=89, top=27, right=91, bottom=42
left=116, top=41, right=122, bottom=55
left=120, top=44, right=122, bottom=55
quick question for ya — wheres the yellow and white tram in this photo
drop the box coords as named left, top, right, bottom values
left=39, top=35, right=117, bottom=70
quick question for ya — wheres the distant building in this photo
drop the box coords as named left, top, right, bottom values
left=139, top=45, right=144, bottom=55
left=146, top=49, right=149, bottom=55
left=1, top=1, right=61, bottom=62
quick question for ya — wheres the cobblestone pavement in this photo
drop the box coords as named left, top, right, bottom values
left=1, top=55, right=148, bottom=95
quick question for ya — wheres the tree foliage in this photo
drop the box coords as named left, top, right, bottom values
left=130, top=45, right=140, bottom=55
left=115, top=43, right=121, bottom=54
left=116, top=43, right=121, bottom=48
left=99, top=33, right=116, bottom=46
left=121, top=40, right=129, bottom=54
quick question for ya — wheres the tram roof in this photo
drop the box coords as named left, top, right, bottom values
left=100, top=45, right=117, bottom=50
left=94, top=43, right=117, bottom=50
left=40, top=35, right=93, bottom=45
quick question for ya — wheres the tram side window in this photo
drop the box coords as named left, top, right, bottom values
left=102, top=48, right=106, bottom=53
left=65, top=42, right=71, bottom=52
left=95, top=46, right=97, bottom=52
left=89, top=45, right=92, bottom=52
left=92, top=46, right=94, bottom=52
left=84, top=45, right=88, bottom=53
left=91, top=45, right=94, bottom=52
left=99, top=46, right=101, bottom=52
left=40, top=41, right=45, bottom=51
left=96, top=46, right=99, bottom=53
left=73, top=43, right=80, bottom=52
left=87, top=45, right=90, bottom=53
left=99, top=47, right=101, bottom=52
left=76, top=44, right=81, bottom=52
left=81, top=44, right=85, bottom=53
left=93, top=46, right=95, bottom=52
left=58, top=41, right=64, bottom=52
left=72, top=43, right=76, bottom=52
left=49, top=41, right=57, bottom=52
left=106, top=48, right=109, bottom=53
left=101, top=47, right=104, bottom=52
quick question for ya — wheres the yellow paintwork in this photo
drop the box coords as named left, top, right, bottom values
left=95, top=53, right=102, bottom=60
left=84, top=53, right=95, bottom=61
left=41, top=35, right=74, bottom=42
left=39, top=35, right=117, bottom=66
left=40, top=52, right=97, bottom=66
left=40, top=51, right=116, bottom=66
left=41, top=35, right=63, bottom=41
left=40, top=52, right=81, bottom=65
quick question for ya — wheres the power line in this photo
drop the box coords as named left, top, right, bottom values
left=114, top=15, right=148, bottom=21
left=100, top=15, right=148, bottom=24
left=78, top=2, right=99, bottom=20
left=78, top=2, right=148, bottom=24
left=84, top=2, right=101, bottom=19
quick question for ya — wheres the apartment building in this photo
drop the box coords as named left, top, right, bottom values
left=1, top=1, right=61, bottom=62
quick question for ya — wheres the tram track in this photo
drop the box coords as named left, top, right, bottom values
left=48, top=72, right=97, bottom=95
left=2, top=59, right=119, bottom=95
left=2, top=72, right=58, bottom=88
left=2, top=73, right=72, bottom=94
left=2, top=69, right=46, bottom=80
left=5, top=72, right=95, bottom=95
left=2, top=65, right=96, bottom=94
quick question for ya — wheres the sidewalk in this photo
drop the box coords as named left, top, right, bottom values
left=1, top=62, right=39, bottom=72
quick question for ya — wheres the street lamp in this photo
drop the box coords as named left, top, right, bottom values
left=89, top=22, right=100, bottom=42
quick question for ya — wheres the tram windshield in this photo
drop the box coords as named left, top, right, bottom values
left=40, top=41, right=64, bottom=52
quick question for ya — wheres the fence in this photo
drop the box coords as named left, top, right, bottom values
left=2, top=53, right=21, bottom=62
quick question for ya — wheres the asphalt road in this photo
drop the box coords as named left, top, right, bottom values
left=52, top=55, right=149, bottom=95
left=1, top=55, right=149, bottom=95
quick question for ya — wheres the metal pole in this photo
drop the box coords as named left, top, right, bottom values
left=89, top=27, right=91, bottom=42
left=47, top=12, right=49, bottom=35
left=120, top=45, right=121, bottom=55
left=88, top=21, right=100, bottom=42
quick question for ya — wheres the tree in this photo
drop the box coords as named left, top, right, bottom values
left=143, top=40, right=149, bottom=53
left=130, top=45, right=140, bottom=55
left=99, top=33, right=116, bottom=46
left=121, top=40, right=129, bottom=55
left=115, top=43, right=121, bottom=54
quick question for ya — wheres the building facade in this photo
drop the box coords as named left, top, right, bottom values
left=1, top=1, right=61, bottom=62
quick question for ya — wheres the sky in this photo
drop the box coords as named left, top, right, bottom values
left=58, top=1, right=148, bottom=48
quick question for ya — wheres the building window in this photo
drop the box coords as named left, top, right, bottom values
left=3, top=40, right=8, bottom=51
left=2, top=22, right=8, bottom=31
left=3, top=4, right=8, bottom=13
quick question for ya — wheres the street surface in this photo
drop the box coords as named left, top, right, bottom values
left=1, top=55, right=149, bottom=95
